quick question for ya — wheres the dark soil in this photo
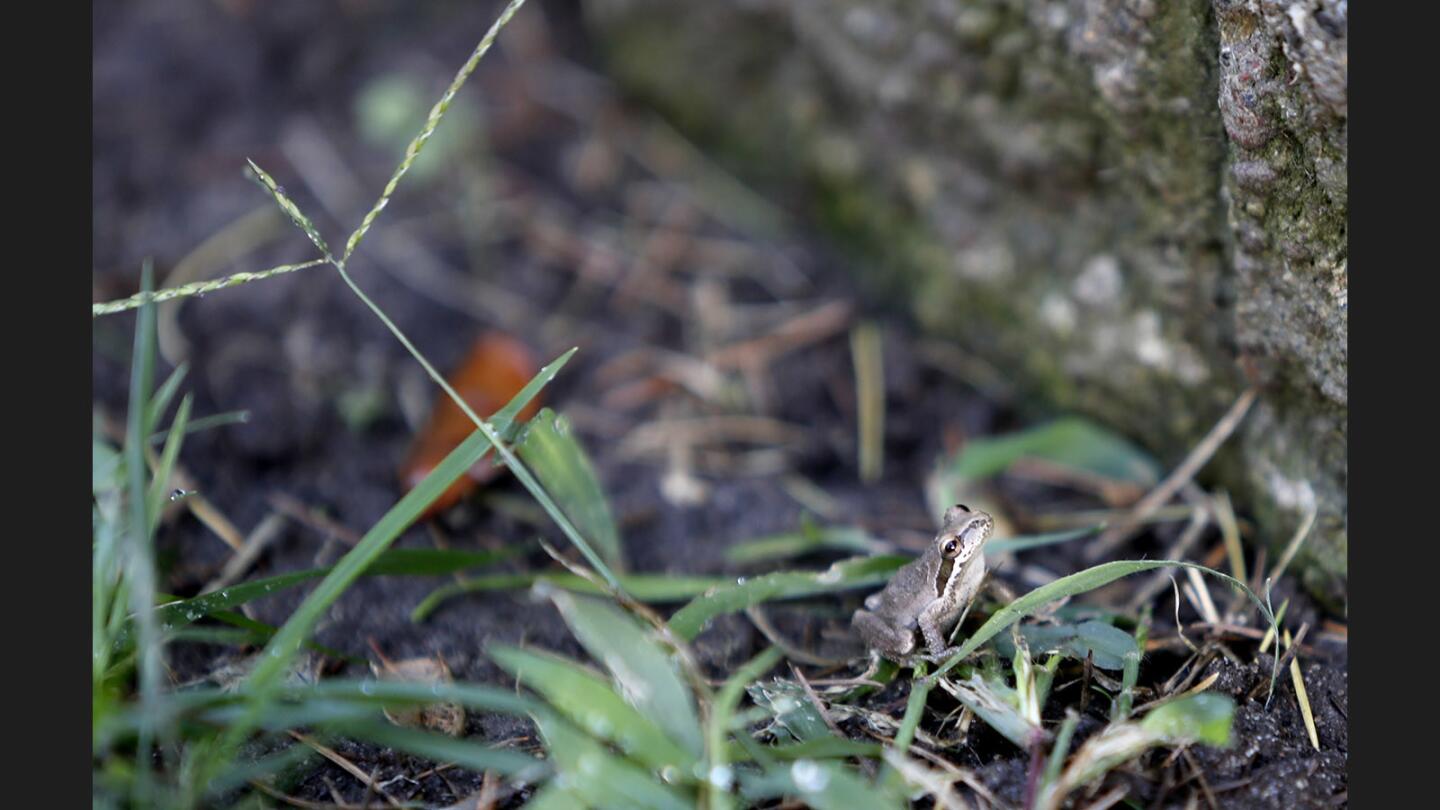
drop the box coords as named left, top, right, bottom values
left=93, top=2, right=1347, bottom=807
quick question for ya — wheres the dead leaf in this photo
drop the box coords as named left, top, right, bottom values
left=401, top=332, right=542, bottom=519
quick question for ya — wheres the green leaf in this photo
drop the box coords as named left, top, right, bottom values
left=1141, top=694, right=1234, bottom=747
left=940, top=672, right=1043, bottom=749
left=932, top=560, right=1272, bottom=681
left=745, top=680, right=832, bottom=743
left=667, top=555, right=906, bottom=641
left=948, top=418, right=1160, bottom=485
left=517, top=408, right=625, bottom=571
left=545, top=590, right=705, bottom=760
left=992, top=620, right=1139, bottom=671
left=491, top=645, right=699, bottom=776
left=535, top=713, right=694, bottom=810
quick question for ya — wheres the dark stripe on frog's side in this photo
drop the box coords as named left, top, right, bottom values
left=935, top=557, right=954, bottom=596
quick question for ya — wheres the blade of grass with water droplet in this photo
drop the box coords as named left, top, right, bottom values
left=491, top=644, right=699, bottom=776
left=535, top=712, right=694, bottom=810
left=667, top=555, right=906, bottom=641
left=545, top=589, right=705, bottom=760
left=516, top=408, right=624, bottom=571
left=146, top=394, right=192, bottom=531
left=708, top=647, right=783, bottom=810
left=931, top=560, right=1274, bottom=683
left=741, top=760, right=903, bottom=810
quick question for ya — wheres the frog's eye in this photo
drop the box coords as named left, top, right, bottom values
left=942, top=538, right=960, bottom=557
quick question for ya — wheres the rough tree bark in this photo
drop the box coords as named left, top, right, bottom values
left=583, top=0, right=1347, bottom=608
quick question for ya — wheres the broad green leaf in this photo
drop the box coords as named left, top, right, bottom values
left=535, top=713, right=694, bottom=810
left=668, top=555, right=906, bottom=641
left=1141, top=693, right=1234, bottom=746
left=940, top=672, right=1043, bottom=749
left=746, top=680, right=832, bottom=743
left=491, top=644, right=699, bottom=776
left=517, top=408, right=624, bottom=570
left=413, top=572, right=730, bottom=621
left=947, top=417, right=1160, bottom=485
left=932, top=560, right=1273, bottom=682
left=546, top=590, right=705, bottom=759
left=992, top=620, right=1139, bottom=671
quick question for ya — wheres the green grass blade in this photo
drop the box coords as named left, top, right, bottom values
left=340, top=0, right=530, bottom=262
left=337, top=721, right=548, bottom=780
left=707, top=647, right=783, bottom=810
left=724, top=525, right=878, bottom=565
left=144, top=362, right=189, bottom=431
left=412, top=572, right=729, bottom=621
left=123, top=261, right=163, bottom=801
left=122, top=548, right=511, bottom=647
left=245, top=160, right=332, bottom=259
left=741, top=760, right=903, bottom=810
left=545, top=589, right=705, bottom=760
left=146, top=394, right=192, bottom=531
left=667, top=555, right=906, bottom=641
left=535, top=712, right=694, bottom=810
left=92, top=259, right=329, bottom=316
left=988, top=526, right=1103, bottom=555
left=931, top=560, right=1274, bottom=682
left=517, top=408, right=624, bottom=570
left=491, top=644, right=699, bottom=776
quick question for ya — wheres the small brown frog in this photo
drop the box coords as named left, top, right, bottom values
left=852, top=504, right=994, bottom=662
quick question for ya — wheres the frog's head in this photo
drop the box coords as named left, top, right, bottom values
left=939, top=504, right=994, bottom=563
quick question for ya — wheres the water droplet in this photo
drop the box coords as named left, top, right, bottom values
left=735, top=576, right=748, bottom=585
left=168, top=488, right=196, bottom=502
left=791, top=760, right=830, bottom=793
left=707, top=764, right=734, bottom=790
left=589, top=716, right=613, bottom=737
left=360, top=681, right=374, bottom=695
left=553, top=415, right=570, bottom=436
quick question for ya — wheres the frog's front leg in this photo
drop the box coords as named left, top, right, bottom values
left=917, top=603, right=961, bottom=661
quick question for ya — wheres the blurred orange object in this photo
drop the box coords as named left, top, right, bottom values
left=401, top=332, right=542, bottom=518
